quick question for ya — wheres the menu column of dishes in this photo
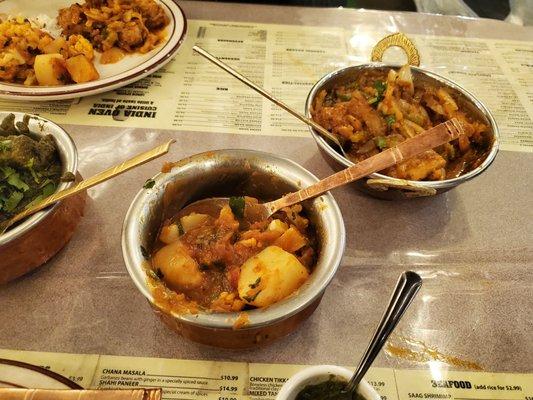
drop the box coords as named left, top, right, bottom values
left=0, top=349, right=531, bottom=400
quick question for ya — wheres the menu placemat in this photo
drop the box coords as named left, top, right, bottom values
left=0, top=19, right=532, bottom=152
left=0, top=348, right=531, bottom=400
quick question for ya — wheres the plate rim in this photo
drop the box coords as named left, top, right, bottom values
left=0, top=0, right=187, bottom=101
left=0, top=358, right=83, bottom=389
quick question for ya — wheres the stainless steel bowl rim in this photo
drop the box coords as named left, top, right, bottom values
left=0, top=112, right=78, bottom=246
left=122, top=149, right=346, bottom=330
left=305, top=62, right=500, bottom=190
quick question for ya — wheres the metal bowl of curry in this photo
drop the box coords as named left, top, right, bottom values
left=0, top=112, right=86, bottom=284
left=305, top=64, right=499, bottom=199
left=305, top=32, right=499, bottom=200
left=122, top=149, right=345, bottom=348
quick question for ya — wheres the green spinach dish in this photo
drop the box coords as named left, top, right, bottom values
left=0, top=114, right=73, bottom=224
left=296, top=376, right=364, bottom=400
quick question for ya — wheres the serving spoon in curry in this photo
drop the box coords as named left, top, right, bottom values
left=180, top=118, right=464, bottom=222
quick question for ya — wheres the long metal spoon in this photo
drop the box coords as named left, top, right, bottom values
left=180, top=119, right=463, bottom=221
left=0, top=140, right=174, bottom=234
left=344, top=271, right=422, bottom=396
left=192, top=45, right=349, bottom=158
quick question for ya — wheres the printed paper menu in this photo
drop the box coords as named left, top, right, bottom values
left=411, top=35, right=533, bottom=153
left=0, top=20, right=531, bottom=152
left=0, top=348, right=531, bottom=400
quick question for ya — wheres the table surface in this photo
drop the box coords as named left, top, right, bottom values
left=1, top=1, right=532, bottom=374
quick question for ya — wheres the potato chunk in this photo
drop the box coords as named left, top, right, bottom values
left=34, top=54, right=68, bottom=86
left=159, top=223, right=181, bottom=244
left=390, top=150, right=446, bottom=181
left=267, top=219, right=288, bottom=234
left=238, top=245, right=309, bottom=308
left=180, top=213, right=209, bottom=233
left=274, top=226, right=307, bottom=252
left=152, top=242, right=203, bottom=290
left=42, top=37, right=67, bottom=55
left=65, top=54, right=99, bottom=83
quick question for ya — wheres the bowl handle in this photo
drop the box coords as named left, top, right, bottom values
left=366, top=178, right=436, bottom=197
left=371, top=33, right=420, bottom=67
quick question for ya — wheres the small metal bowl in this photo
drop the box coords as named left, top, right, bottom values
left=0, top=112, right=85, bottom=284
left=122, top=149, right=345, bottom=348
left=305, top=64, right=500, bottom=199
left=276, top=365, right=380, bottom=400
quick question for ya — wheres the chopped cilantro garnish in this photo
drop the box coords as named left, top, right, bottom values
left=3, top=191, right=23, bottom=212
left=375, top=136, right=388, bottom=150
left=140, top=245, right=150, bottom=259
left=249, top=277, right=261, bottom=289
left=243, top=290, right=261, bottom=303
left=147, top=269, right=159, bottom=280
left=374, top=80, right=387, bottom=97
left=143, top=178, right=155, bottom=189
left=338, top=93, right=351, bottom=101
left=385, top=115, right=396, bottom=127
left=0, top=140, right=11, bottom=152
left=368, top=81, right=387, bottom=107
left=6, top=170, right=29, bottom=192
left=199, top=260, right=225, bottom=271
left=177, top=221, right=184, bottom=235
left=25, top=158, right=41, bottom=183
left=229, top=196, right=245, bottom=218
left=0, top=166, right=14, bottom=178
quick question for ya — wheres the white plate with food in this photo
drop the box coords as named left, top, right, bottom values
left=0, top=0, right=186, bottom=101
left=0, top=358, right=82, bottom=389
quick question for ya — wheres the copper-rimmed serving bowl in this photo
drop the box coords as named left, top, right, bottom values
left=0, top=112, right=86, bottom=284
left=305, top=64, right=499, bottom=200
left=122, top=149, right=345, bottom=348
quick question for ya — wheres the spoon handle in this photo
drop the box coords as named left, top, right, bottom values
left=192, top=45, right=339, bottom=144
left=6, top=140, right=174, bottom=228
left=266, top=118, right=463, bottom=214
left=345, top=271, right=422, bottom=394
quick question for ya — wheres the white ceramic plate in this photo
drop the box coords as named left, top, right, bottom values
left=0, top=358, right=81, bottom=389
left=0, top=0, right=187, bottom=101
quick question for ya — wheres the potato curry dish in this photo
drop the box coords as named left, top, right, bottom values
left=147, top=197, right=318, bottom=314
left=0, top=0, right=169, bottom=86
left=0, top=17, right=98, bottom=85
left=312, top=65, right=493, bottom=181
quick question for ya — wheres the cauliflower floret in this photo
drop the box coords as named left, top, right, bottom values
left=66, top=34, right=94, bottom=60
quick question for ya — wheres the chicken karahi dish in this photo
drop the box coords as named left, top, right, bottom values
left=146, top=196, right=318, bottom=314
left=0, top=0, right=169, bottom=86
left=312, top=65, right=493, bottom=181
